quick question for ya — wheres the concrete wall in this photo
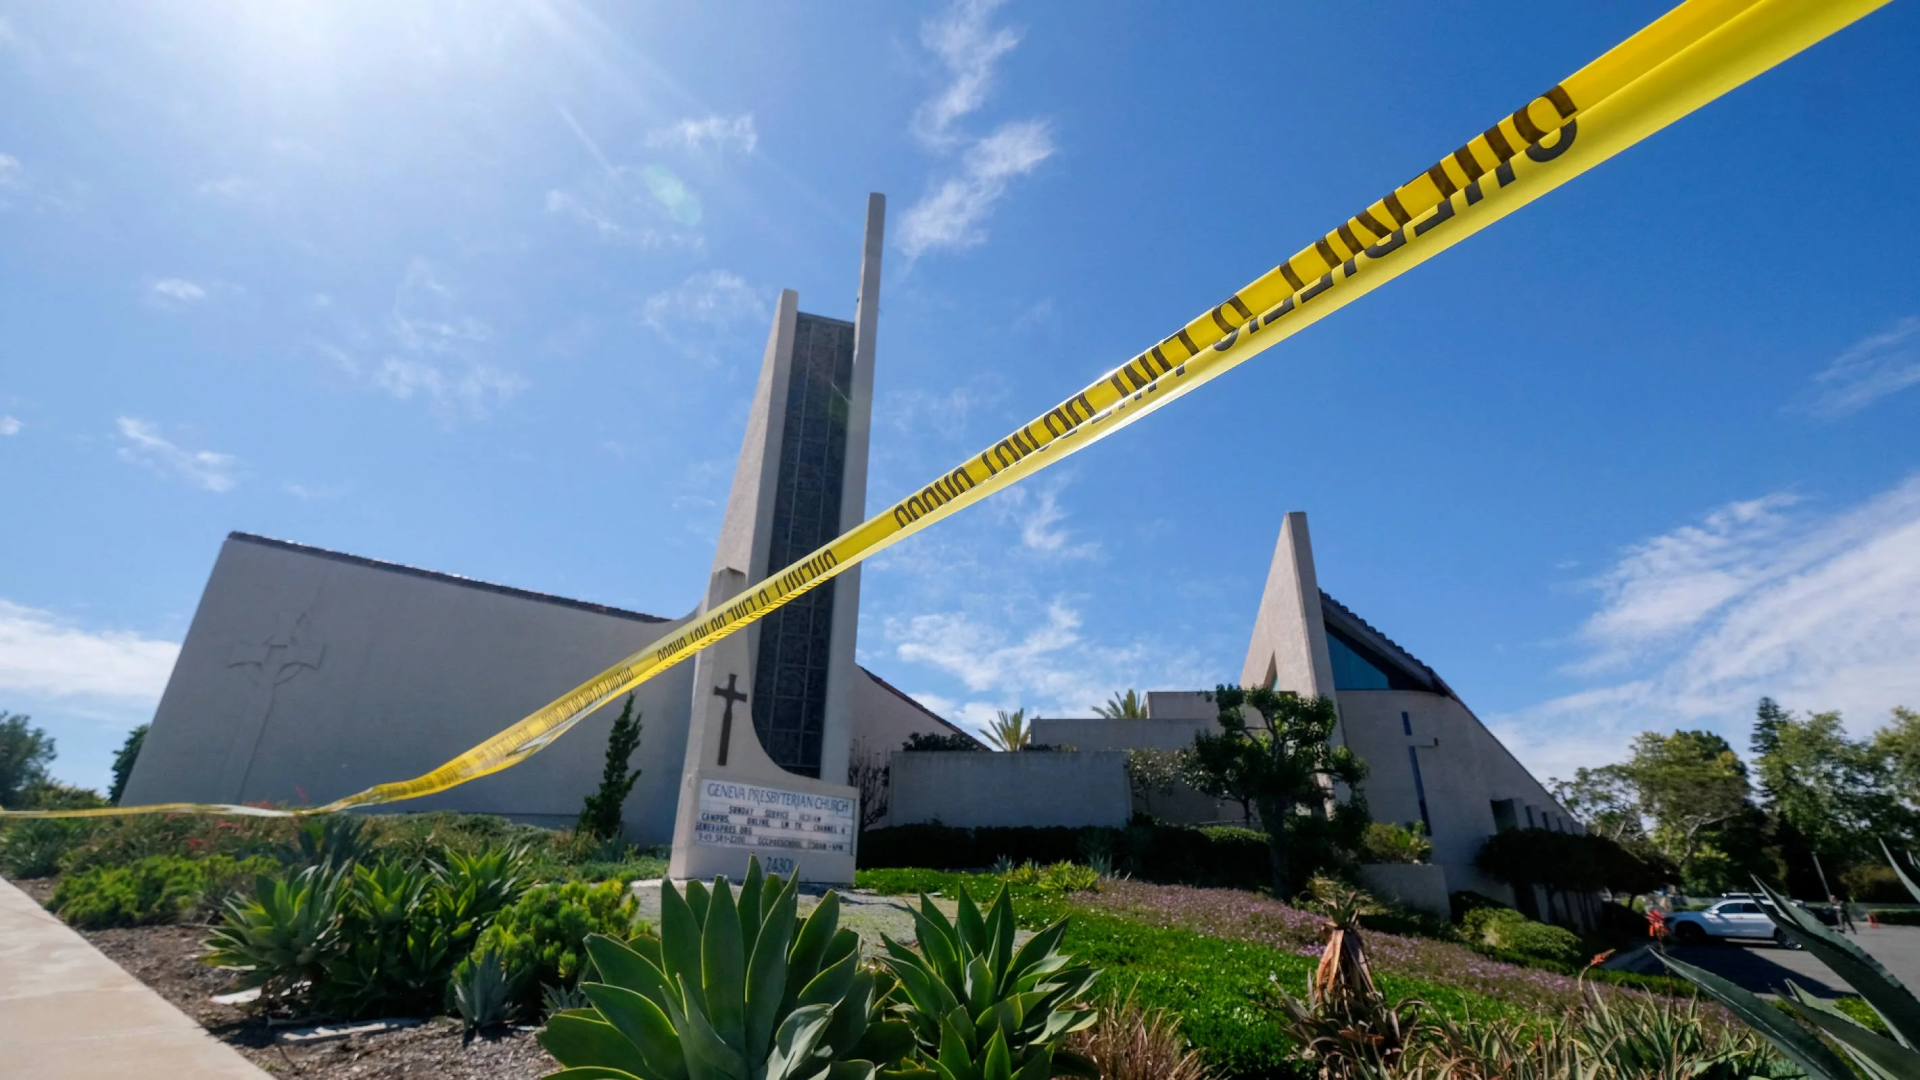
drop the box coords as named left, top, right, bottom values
left=1029, top=717, right=1210, bottom=752
left=1028, top=716, right=1234, bottom=825
left=1337, top=688, right=1578, bottom=904
left=1358, top=863, right=1451, bottom=918
left=123, top=533, right=696, bottom=844
left=887, top=751, right=1131, bottom=829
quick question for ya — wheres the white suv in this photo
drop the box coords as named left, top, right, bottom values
left=1667, top=898, right=1800, bottom=947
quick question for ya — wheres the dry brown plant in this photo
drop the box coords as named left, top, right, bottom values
left=1066, top=993, right=1216, bottom=1080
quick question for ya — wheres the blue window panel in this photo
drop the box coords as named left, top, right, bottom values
left=1328, top=631, right=1391, bottom=690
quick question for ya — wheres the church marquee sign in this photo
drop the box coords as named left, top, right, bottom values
left=693, top=779, right=853, bottom=876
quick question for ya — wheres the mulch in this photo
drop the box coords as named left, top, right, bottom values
left=11, top=876, right=558, bottom=1079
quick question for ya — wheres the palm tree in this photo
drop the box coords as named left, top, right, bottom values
left=986, top=708, right=1031, bottom=752
left=1094, top=689, right=1147, bottom=719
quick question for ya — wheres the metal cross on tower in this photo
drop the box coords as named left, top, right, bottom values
left=713, top=673, right=749, bottom=767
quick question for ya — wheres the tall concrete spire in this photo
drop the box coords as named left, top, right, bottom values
left=819, top=193, right=884, bottom=783
left=669, top=195, right=885, bottom=883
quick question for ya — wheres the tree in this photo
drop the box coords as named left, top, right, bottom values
left=985, top=708, right=1031, bottom=752
left=0, top=712, right=55, bottom=809
left=1094, top=689, right=1147, bottom=719
left=902, top=731, right=980, bottom=752
left=1477, top=828, right=1668, bottom=897
left=1872, top=706, right=1920, bottom=810
left=576, top=695, right=643, bottom=841
left=1550, top=764, right=1644, bottom=845
left=1620, top=730, right=1752, bottom=883
left=1752, top=706, right=1904, bottom=862
left=851, top=752, right=889, bottom=833
left=1184, top=686, right=1367, bottom=897
left=109, top=724, right=148, bottom=804
left=1124, top=748, right=1184, bottom=818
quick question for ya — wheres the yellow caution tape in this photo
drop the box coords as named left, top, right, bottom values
left=2, top=0, right=1888, bottom=820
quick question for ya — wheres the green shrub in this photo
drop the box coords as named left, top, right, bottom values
left=50, top=854, right=277, bottom=929
left=1041, top=861, right=1102, bottom=893
left=61, top=813, right=295, bottom=873
left=1361, top=821, right=1431, bottom=865
left=0, top=819, right=79, bottom=878
left=1869, top=908, right=1920, bottom=926
left=316, top=859, right=511, bottom=1018
left=468, top=879, right=641, bottom=1014
left=205, top=843, right=531, bottom=1015
left=278, top=815, right=377, bottom=869
left=1460, top=907, right=1584, bottom=967
left=859, top=822, right=1271, bottom=890
left=18, top=780, right=109, bottom=810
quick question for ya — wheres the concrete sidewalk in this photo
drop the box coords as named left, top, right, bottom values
left=0, top=877, right=268, bottom=1079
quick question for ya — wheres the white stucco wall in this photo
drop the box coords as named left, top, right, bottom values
left=852, top=671, right=977, bottom=759
left=122, top=534, right=700, bottom=842
left=887, top=751, right=1131, bottom=829
left=1358, top=863, right=1451, bottom=917
left=1337, top=688, right=1578, bottom=903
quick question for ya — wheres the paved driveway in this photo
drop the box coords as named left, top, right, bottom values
left=1666, top=925, right=1920, bottom=998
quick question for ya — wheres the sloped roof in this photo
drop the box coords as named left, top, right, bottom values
left=1318, top=588, right=1455, bottom=699
left=230, top=532, right=671, bottom=623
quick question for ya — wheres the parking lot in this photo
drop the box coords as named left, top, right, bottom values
left=1666, top=925, right=1920, bottom=997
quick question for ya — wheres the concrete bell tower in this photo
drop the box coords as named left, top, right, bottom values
left=668, top=194, right=884, bottom=884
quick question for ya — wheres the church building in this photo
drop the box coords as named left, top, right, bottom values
left=121, top=195, right=974, bottom=864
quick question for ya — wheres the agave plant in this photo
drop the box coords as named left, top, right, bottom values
left=456, top=948, right=518, bottom=1042
left=539, top=856, right=911, bottom=1080
left=878, top=883, right=1100, bottom=1079
left=1660, top=844, right=1920, bottom=1080
left=278, top=814, right=375, bottom=870
left=203, top=862, right=348, bottom=998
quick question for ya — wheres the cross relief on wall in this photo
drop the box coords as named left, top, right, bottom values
left=219, top=611, right=327, bottom=799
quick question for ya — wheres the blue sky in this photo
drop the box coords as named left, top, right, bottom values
left=3, top=1, right=1918, bottom=794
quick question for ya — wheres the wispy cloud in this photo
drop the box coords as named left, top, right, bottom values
left=642, top=270, right=768, bottom=364
left=647, top=114, right=758, bottom=155
left=887, top=379, right=1005, bottom=441
left=991, top=483, right=1098, bottom=558
left=315, top=260, right=524, bottom=418
left=197, top=174, right=271, bottom=207
left=0, top=599, right=179, bottom=702
left=1571, top=493, right=1800, bottom=672
left=1495, top=474, right=1920, bottom=781
left=911, top=0, right=1021, bottom=150
left=1803, top=316, right=1920, bottom=418
left=0, top=415, right=19, bottom=436
left=146, top=277, right=210, bottom=310
left=0, top=153, right=20, bottom=189
left=898, top=0, right=1055, bottom=259
left=885, top=596, right=1204, bottom=737
left=115, top=417, right=239, bottom=492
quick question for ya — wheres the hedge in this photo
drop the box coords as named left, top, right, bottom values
left=1871, top=908, right=1920, bottom=926
left=858, top=822, right=1271, bottom=890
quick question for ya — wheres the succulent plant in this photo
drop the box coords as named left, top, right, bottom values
left=203, top=863, right=348, bottom=998
left=539, top=856, right=911, bottom=1080
left=878, top=883, right=1100, bottom=1079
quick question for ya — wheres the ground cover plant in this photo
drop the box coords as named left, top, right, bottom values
left=50, top=852, right=276, bottom=929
